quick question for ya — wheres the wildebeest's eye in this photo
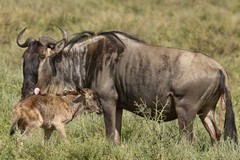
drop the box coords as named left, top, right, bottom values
left=48, top=43, right=55, bottom=49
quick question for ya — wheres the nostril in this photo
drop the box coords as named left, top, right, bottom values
left=34, top=88, right=41, bottom=95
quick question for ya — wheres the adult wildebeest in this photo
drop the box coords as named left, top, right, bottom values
left=17, top=26, right=68, bottom=98
left=17, top=27, right=237, bottom=145
left=10, top=88, right=102, bottom=144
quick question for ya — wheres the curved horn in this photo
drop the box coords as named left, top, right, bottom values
left=57, top=25, right=68, bottom=41
left=16, top=27, right=34, bottom=48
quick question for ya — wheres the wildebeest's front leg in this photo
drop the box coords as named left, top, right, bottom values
left=101, top=99, right=121, bottom=145
left=175, top=103, right=197, bottom=143
left=116, top=107, right=123, bottom=140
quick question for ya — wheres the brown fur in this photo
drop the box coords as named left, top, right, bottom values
left=10, top=88, right=102, bottom=144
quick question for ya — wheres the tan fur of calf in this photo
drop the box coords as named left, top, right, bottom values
left=10, top=88, right=102, bottom=144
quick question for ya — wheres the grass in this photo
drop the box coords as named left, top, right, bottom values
left=1, top=0, right=240, bottom=159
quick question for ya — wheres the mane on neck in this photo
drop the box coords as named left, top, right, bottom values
left=65, top=30, right=146, bottom=52
left=43, top=30, right=146, bottom=92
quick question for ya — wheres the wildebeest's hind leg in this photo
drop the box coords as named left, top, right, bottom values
left=175, top=103, right=198, bottom=143
left=44, top=129, right=54, bottom=143
left=199, top=110, right=221, bottom=145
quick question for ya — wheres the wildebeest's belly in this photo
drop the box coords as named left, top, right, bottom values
left=117, top=92, right=177, bottom=122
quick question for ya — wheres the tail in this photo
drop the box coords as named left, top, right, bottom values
left=10, top=123, right=17, bottom=136
left=9, top=112, right=20, bottom=136
left=220, top=70, right=238, bottom=143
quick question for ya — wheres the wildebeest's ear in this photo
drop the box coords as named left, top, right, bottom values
left=72, top=95, right=85, bottom=103
left=53, top=39, right=66, bottom=52
left=47, top=43, right=55, bottom=49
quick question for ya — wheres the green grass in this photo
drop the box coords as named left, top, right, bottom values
left=1, top=0, right=240, bottom=159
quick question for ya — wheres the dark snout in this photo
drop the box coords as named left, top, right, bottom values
left=21, top=73, right=39, bottom=98
left=95, top=104, right=103, bottom=115
left=87, top=104, right=103, bottom=115
left=21, top=86, right=35, bottom=98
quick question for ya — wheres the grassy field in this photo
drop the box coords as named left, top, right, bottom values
left=1, top=0, right=240, bottom=159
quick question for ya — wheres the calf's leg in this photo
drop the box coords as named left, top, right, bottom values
left=16, top=124, right=38, bottom=145
left=53, top=123, right=67, bottom=142
left=44, top=129, right=54, bottom=143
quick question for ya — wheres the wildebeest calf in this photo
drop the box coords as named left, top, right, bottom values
left=9, top=88, right=102, bottom=144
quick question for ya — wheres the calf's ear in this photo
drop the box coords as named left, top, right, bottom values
left=63, top=90, right=79, bottom=96
left=72, top=95, right=85, bottom=103
left=53, top=39, right=66, bottom=52
left=76, top=87, right=86, bottom=95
